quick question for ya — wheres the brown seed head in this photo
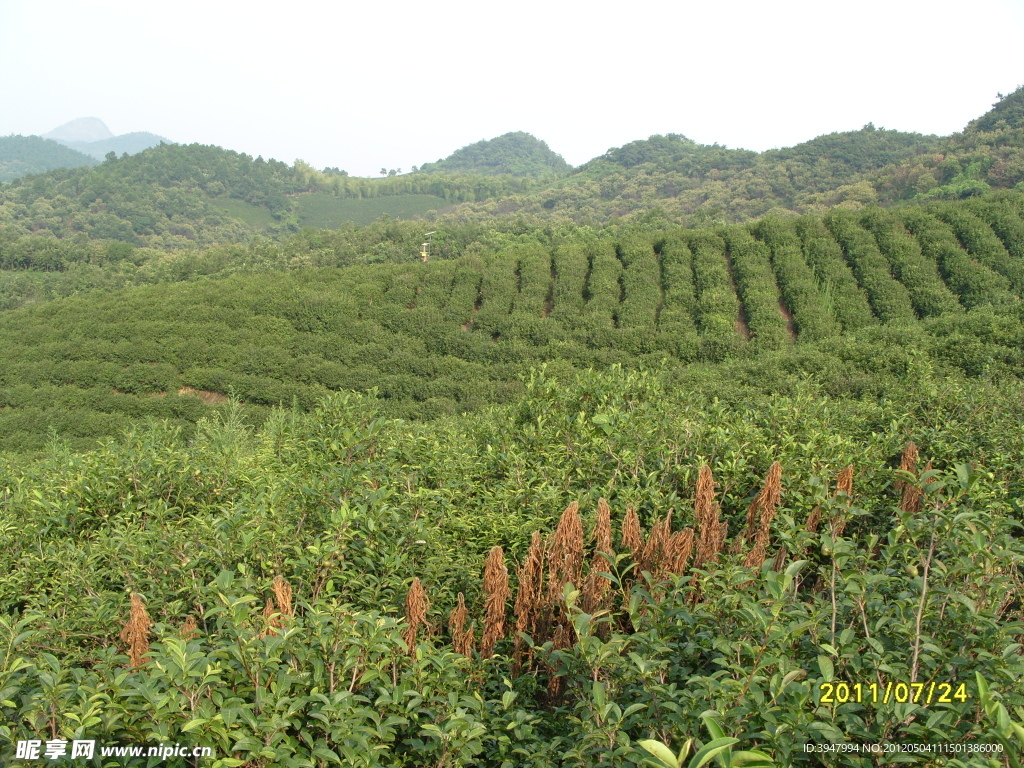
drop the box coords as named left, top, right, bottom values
left=481, top=546, right=511, bottom=657
left=638, top=510, right=673, bottom=575
left=832, top=464, right=855, bottom=537
left=272, top=575, right=294, bottom=619
left=515, top=531, right=545, bottom=638
left=897, top=442, right=921, bottom=509
left=260, top=597, right=276, bottom=636
left=449, top=593, right=475, bottom=656
left=805, top=506, right=822, bottom=534
left=899, top=442, right=919, bottom=475
left=742, top=461, right=783, bottom=570
left=836, top=465, right=854, bottom=498
left=593, top=499, right=613, bottom=557
left=119, top=593, right=151, bottom=668
left=715, top=521, right=729, bottom=561
left=546, top=502, right=584, bottom=602
left=402, top=577, right=429, bottom=655
left=620, top=507, right=643, bottom=557
left=693, top=465, right=723, bottom=569
left=582, top=499, right=615, bottom=613
left=665, top=527, right=695, bottom=574
left=513, top=531, right=545, bottom=671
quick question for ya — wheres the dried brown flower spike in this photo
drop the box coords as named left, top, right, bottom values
left=513, top=531, right=545, bottom=670
left=831, top=464, right=855, bottom=537
left=402, top=577, right=429, bottom=655
left=620, top=506, right=643, bottom=559
left=898, top=442, right=922, bottom=514
left=120, top=592, right=151, bottom=668
left=742, top=461, right=783, bottom=570
left=582, top=499, right=615, bottom=613
left=665, top=527, right=695, bottom=575
left=481, top=546, right=511, bottom=657
left=448, top=592, right=475, bottom=657
left=272, top=575, right=294, bottom=620
left=546, top=502, right=584, bottom=603
left=693, top=465, right=724, bottom=570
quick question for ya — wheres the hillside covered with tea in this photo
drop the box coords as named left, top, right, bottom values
left=1, top=191, right=1022, bottom=453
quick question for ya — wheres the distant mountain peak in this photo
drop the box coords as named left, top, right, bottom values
left=44, top=117, right=115, bottom=143
left=418, top=132, right=571, bottom=177
left=40, top=119, right=170, bottom=161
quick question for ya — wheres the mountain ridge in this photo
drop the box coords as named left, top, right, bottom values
left=1, top=89, right=1021, bottom=242
left=41, top=117, right=170, bottom=160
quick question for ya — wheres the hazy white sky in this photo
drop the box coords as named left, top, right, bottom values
left=2, top=0, right=1022, bottom=177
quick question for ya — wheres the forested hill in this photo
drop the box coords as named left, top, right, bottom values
left=2, top=88, right=1023, bottom=250
left=0, top=142, right=542, bottom=250
left=0, top=135, right=97, bottom=182
left=417, top=131, right=572, bottom=177
left=967, top=84, right=1024, bottom=132
left=0, top=144, right=294, bottom=249
left=457, top=87, right=1024, bottom=223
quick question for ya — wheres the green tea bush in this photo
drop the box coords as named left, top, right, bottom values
left=901, top=209, right=1016, bottom=310
left=795, top=217, right=876, bottom=332
left=689, top=231, right=743, bottom=361
left=860, top=208, right=961, bottom=318
left=824, top=211, right=917, bottom=324
left=721, top=227, right=790, bottom=351
left=933, top=204, right=1024, bottom=294
left=616, top=235, right=660, bottom=332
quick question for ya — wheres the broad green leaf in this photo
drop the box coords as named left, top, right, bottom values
left=182, top=718, right=207, bottom=732
left=638, top=739, right=679, bottom=768
left=731, top=750, right=776, bottom=766
left=688, top=738, right=740, bottom=768
left=817, top=655, right=834, bottom=682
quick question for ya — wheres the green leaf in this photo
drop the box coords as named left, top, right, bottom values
left=817, top=655, right=834, bottom=682
left=778, top=669, right=805, bottom=690
left=688, top=738, right=740, bottom=768
left=639, top=739, right=679, bottom=768
left=784, top=559, right=808, bottom=578
left=622, top=702, right=647, bottom=718
left=731, top=750, right=776, bottom=766
left=808, top=721, right=846, bottom=742
left=699, top=711, right=726, bottom=741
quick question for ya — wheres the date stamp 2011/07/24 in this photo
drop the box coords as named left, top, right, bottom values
left=818, top=680, right=969, bottom=706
